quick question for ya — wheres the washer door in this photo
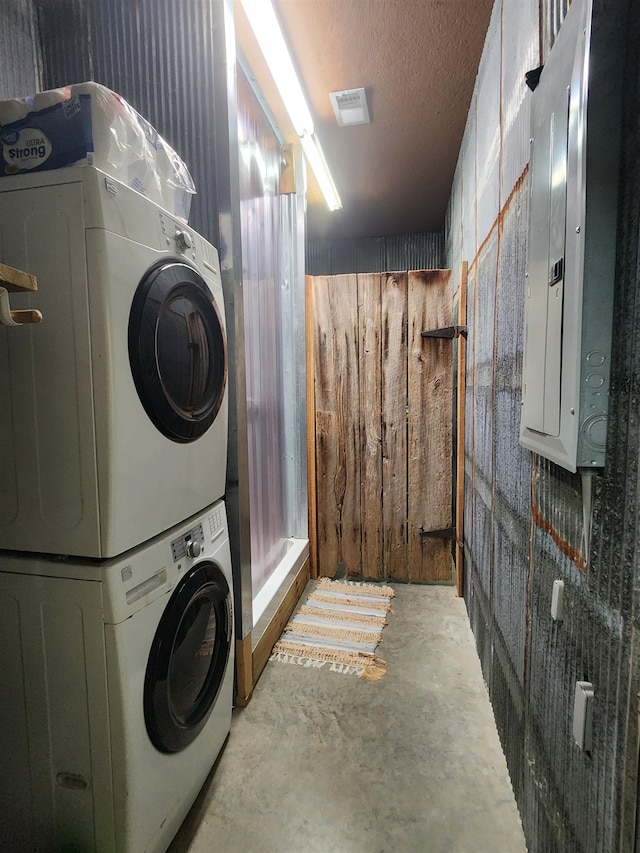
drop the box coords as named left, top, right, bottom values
left=129, top=261, right=227, bottom=443
left=144, top=561, right=232, bottom=753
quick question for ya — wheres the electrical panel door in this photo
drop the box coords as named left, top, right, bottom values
left=520, top=0, right=621, bottom=471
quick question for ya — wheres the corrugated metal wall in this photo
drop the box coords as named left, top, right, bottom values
left=237, top=71, right=307, bottom=600
left=306, top=231, right=444, bottom=275
left=237, top=69, right=287, bottom=597
left=0, top=1, right=41, bottom=99
left=37, top=0, right=221, bottom=245
left=279, top=190, right=308, bottom=541
left=445, top=0, right=640, bottom=850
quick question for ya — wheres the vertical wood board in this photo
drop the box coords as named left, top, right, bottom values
left=358, top=273, right=383, bottom=579
left=305, top=276, right=318, bottom=578
left=313, top=275, right=361, bottom=577
left=456, top=262, right=468, bottom=596
left=235, top=635, right=253, bottom=707
left=381, top=272, right=409, bottom=580
left=315, top=410, right=340, bottom=576
left=251, top=557, right=309, bottom=684
left=407, top=269, right=454, bottom=582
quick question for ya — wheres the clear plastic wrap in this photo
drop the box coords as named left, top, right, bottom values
left=0, top=81, right=196, bottom=221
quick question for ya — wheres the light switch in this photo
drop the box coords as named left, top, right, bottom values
left=573, top=681, right=594, bottom=751
left=551, top=579, right=564, bottom=621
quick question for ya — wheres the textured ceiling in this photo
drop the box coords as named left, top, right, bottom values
left=235, top=0, right=494, bottom=242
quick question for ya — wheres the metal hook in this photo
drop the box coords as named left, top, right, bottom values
left=0, top=286, right=43, bottom=326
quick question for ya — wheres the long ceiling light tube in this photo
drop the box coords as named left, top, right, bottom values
left=240, top=0, right=342, bottom=211
left=300, top=132, right=342, bottom=212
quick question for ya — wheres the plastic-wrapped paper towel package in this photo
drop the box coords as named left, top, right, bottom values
left=0, top=81, right=196, bottom=222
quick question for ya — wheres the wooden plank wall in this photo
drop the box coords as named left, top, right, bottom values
left=382, top=273, right=408, bottom=580
left=359, top=274, right=383, bottom=577
left=314, top=275, right=361, bottom=577
left=407, top=270, right=454, bottom=581
left=310, top=270, right=454, bottom=582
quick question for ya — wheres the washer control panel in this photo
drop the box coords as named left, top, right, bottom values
left=159, top=211, right=197, bottom=262
left=171, top=522, right=205, bottom=562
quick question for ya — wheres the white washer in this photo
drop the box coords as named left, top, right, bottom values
left=0, top=165, right=227, bottom=558
left=0, top=499, right=234, bottom=853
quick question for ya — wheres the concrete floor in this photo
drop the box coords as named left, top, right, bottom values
left=169, top=584, right=527, bottom=853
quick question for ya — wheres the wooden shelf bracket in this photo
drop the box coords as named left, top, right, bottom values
left=419, top=526, right=455, bottom=540
left=420, top=325, right=467, bottom=340
left=0, top=263, right=43, bottom=327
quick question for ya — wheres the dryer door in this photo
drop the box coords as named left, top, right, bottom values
left=144, top=561, right=232, bottom=753
left=129, top=261, right=227, bottom=442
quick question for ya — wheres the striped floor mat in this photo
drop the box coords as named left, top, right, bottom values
left=269, top=577, right=395, bottom=681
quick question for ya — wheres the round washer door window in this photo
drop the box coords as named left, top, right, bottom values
left=129, top=261, right=227, bottom=443
left=144, top=561, right=232, bottom=753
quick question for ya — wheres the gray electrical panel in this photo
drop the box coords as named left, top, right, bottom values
left=520, top=0, right=622, bottom=471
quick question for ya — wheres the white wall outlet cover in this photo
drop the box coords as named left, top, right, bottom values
left=551, top=579, right=565, bottom=620
left=573, top=680, right=594, bottom=751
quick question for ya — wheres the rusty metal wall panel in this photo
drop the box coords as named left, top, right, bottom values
left=493, top=180, right=530, bottom=687
left=487, top=177, right=532, bottom=816
left=0, top=0, right=41, bottom=99
left=474, top=230, right=498, bottom=483
left=38, top=0, right=220, bottom=243
left=306, top=232, right=443, bottom=275
left=470, top=230, right=498, bottom=604
left=447, top=0, right=639, bottom=851
left=523, top=512, right=632, bottom=852
left=463, top=261, right=476, bottom=605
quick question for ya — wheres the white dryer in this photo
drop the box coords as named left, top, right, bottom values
left=0, top=498, right=234, bottom=853
left=0, top=165, right=227, bottom=558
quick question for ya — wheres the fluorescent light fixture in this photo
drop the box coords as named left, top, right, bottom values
left=240, top=0, right=342, bottom=211
left=300, top=132, right=342, bottom=211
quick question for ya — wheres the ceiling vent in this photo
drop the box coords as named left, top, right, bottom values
left=330, top=88, right=370, bottom=126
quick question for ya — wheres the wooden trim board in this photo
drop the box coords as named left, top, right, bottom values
left=252, top=556, right=310, bottom=687
left=306, top=276, right=319, bottom=579
left=455, top=262, right=468, bottom=597
left=235, top=634, right=253, bottom=707
left=0, top=262, right=38, bottom=292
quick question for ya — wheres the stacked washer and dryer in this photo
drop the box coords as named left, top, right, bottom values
left=0, top=96, right=233, bottom=852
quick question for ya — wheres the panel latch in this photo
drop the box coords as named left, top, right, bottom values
left=548, top=257, right=564, bottom=286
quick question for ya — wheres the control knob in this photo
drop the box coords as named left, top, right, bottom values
left=186, top=539, right=201, bottom=559
left=175, top=229, right=193, bottom=252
